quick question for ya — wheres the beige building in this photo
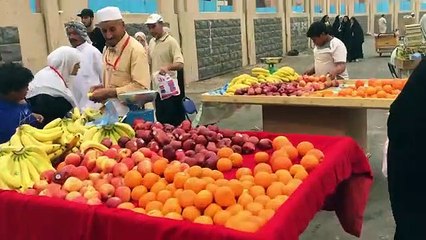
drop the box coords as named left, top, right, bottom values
left=0, top=0, right=423, bottom=82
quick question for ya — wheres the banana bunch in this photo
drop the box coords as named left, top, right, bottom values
left=0, top=146, right=54, bottom=191
left=251, top=67, right=270, bottom=77
left=82, top=122, right=135, bottom=146
left=272, top=66, right=300, bottom=82
left=82, top=108, right=102, bottom=122
left=226, top=74, right=258, bottom=94
left=3, top=124, right=80, bottom=162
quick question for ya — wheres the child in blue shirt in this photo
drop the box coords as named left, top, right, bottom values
left=0, top=63, right=43, bottom=143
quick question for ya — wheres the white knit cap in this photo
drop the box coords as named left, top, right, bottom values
left=145, top=14, right=163, bottom=24
left=95, top=6, right=123, bottom=23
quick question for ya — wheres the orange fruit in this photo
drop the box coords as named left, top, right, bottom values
left=238, top=190, right=254, bottom=207
left=173, top=188, right=183, bottom=198
left=249, top=185, right=266, bottom=199
left=282, top=145, right=298, bottom=161
left=289, top=164, right=305, bottom=176
left=254, top=151, right=270, bottom=163
left=366, top=86, right=377, bottom=96
left=240, top=175, right=254, bottom=183
left=213, top=210, right=232, bottom=225
left=184, top=177, right=206, bottom=193
left=187, top=166, right=202, bottom=177
left=270, top=173, right=278, bottom=182
left=383, top=84, right=393, bottom=93
left=271, top=149, right=288, bottom=161
left=210, top=170, right=224, bottom=180
left=165, top=212, right=183, bottom=220
left=215, top=179, right=229, bottom=187
left=258, top=208, right=275, bottom=221
left=193, top=215, right=213, bottom=225
left=274, top=195, right=289, bottom=204
left=217, top=147, right=234, bottom=158
left=166, top=184, right=176, bottom=194
left=173, top=172, right=189, bottom=189
left=377, top=90, right=387, bottom=98
left=228, top=179, right=244, bottom=197
left=138, top=192, right=156, bottom=208
left=294, top=170, right=309, bottom=181
left=124, top=170, right=143, bottom=189
left=132, top=208, right=146, bottom=214
left=156, top=189, right=173, bottom=203
left=152, top=159, right=168, bottom=176
left=300, top=154, right=320, bottom=172
left=201, top=168, right=213, bottom=178
left=275, top=169, right=293, bottom=184
left=214, top=186, right=236, bottom=207
left=254, top=195, right=271, bottom=207
left=117, top=202, right=135, bottom=209
left=178, top=189, right=196, bottom=208
left=164, top=165, right=180, bottom=183
left=229, top=153, right=243, bottom=168
left=206, top=183, right=219, bottom=194
left=162, top=198, right=182, bottom=215
left=236, top=167, right=253, bottom=179
left=147, top=209, right=163, bottom=217
left=282, top=181, right=302, bottom=196
left=253, top=163, right=273, bottom=175
left=265, top=199, right=284, bottom=211
left=270, top=156, right=293, bottom=172
left=355, top=80, right=365, bottom=88
left=145, top=201, right=163, bottom=212
left=305, top=149, right=324, bottom=162
left=245, top=202, right=264, bottom=215
left=150, top=181, right=167, bottom=194
left=182, top=206, right=201, bottom=221
left=266, top=182, right=284, bottom=198
left=272, top=136, right=290, bottom=150
left=241, top=180, right=254, bottom=189
left=194, top=190, right=213, bottom=209
left=143, top=172, right=160, bottom=189
left=202, top=177, right=215, bottom=185
left=204, top=203, right=222, bottom=218
left=131, top=185, right=148, bottom=201
left=217, top=158, right=233, bottom=172
left=226, top=204, right=244, bottom=215
left=254, top=172, right=273, bottom=188
left=296, top=141, right=314, bottom=157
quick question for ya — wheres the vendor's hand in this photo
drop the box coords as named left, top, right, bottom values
left=89, top=88, right=117, bottom=103
left=89, top=85, right=104, bottom=93
left=327, top=71, right=337, bottom=80
left=32, top=113, right=44, bottom=123
left=159, top=66, right=169, bottom=75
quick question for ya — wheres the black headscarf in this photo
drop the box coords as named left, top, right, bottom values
left=349, top=17, right=364, bottom=60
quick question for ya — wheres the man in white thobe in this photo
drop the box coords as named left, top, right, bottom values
left=420, top=13, right=426, bottom=41
left=65, top=21, right=103, bottom=110
left=378, top=14, right=387, bottom=34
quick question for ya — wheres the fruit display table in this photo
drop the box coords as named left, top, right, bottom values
left=200, top=94, right=394, bottom=150
left=0, top=132, right=372, bottom=240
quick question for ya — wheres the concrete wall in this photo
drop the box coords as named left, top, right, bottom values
left=355, top=15, right=368, bottom=34
left=290, top=17, right=309, bottom=51
left=254, top=18, right=283, bottom=60
left=0, top=27, right=22, bottom=64
left=195, top=19, right=243, bottom=80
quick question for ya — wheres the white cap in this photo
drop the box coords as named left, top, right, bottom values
left=96, top=6, right=123, bottom=23
left=145, top=14, right=163, bottom=24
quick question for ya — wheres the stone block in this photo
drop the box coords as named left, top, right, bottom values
left=0, top=43, right=22, bottom=62
left=356, top=16, right=368, bottom=34
left=1, top=26, right=19, bottom=44
left=290, top=17, right=309, bottom=51
left=254, top=18, right=283, bottom=61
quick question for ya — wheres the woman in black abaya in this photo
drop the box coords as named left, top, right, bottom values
left=340, top=16, right=352, bottom=62
left=331, top=15, right=341, bottom=39
left=387, top=59, right=426, bottom=239
left=349, top=17, right=364, bottom=62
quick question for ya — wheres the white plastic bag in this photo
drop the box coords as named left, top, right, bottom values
left=153, top=72, right=180, bottom=100
left=382, top=138, right=389, bottom=178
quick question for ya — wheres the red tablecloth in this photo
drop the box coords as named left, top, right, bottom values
left=0, top=132, right=372, bottom=240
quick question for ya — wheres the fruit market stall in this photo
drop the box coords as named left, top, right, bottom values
left=199, top=68, right=407, bottom=149
left=0, top=114, right=372, bottom=240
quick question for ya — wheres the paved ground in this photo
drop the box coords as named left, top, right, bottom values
left=186, top=36, right=395, bottom=239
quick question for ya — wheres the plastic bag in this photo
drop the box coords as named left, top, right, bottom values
left=90, top=99, right=129, bottom=126
left=154, top=72, right=180, bottom=100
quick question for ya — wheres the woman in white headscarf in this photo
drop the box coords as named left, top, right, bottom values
left=27, top=46, right=81, bottom=126
left=134, top=32, right=149, bottom=52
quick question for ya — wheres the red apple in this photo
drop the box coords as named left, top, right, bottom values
left=87, top=197, right=102, bottom=205
left=89, top=173, right=102, bottom=182
left=125, top=140, right=138, bottom=153
left=101, top=138, right=113, bottom=148
left=23, top=189, right=37, bottom=195
left=110, top=144, right=121, bottom=150
left=106, top=197, right=122, bottom=208
left=80, top=158, right=96, bottom=172
left=118, top=148, right=132, bottom=160
left=33, top=180, right=49, bottom=192
left=40, top=170, right=55, bottom=183
left=103, top=148, right=119, bottom=160
left=136, top=160, right=152, bottom=176
left=131, top=151, right=145, bottom=164
left=99, top=183, right=115, bottom=200
left=70, top=166, right=89, bottom=180
left=110, top=177, right=124, bottom=189
left=64, top=153, right=82, bottom=166
left=139, top=147, right=153, bottom=158
left=175, top=149, right=185, bottom=161
left=120, top=157, right=135, bottom=170
left=115, top=186, right=131, bottom=202
left=112, top=163, right=129, bottom=177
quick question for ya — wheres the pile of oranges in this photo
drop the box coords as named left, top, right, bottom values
left=119, top=136, right=323, bottom=233
left=311, top=79, right=407, bottom=98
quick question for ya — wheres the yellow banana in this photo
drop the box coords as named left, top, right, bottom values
left=9, top=131, right=23, bottom=148
left=43, top=118, right=62, bottom=130
left=31, top=129, right=63, bottom=143
left=26, top=153, right=54, bottom=173
left=114, top=122, right=135, bottom=138
left=18, top=159, right=33, bottom=190
left=72, top=107, right=81, bottom=121
left=25, top=158, right=41, bottom=182
left=82, top=126, right=98, bottom=142
left=48, top=147, right=66, bottom=162
left=80, top=141, right=108, bottom=153
left=0, top=156, right=22, bottom=190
